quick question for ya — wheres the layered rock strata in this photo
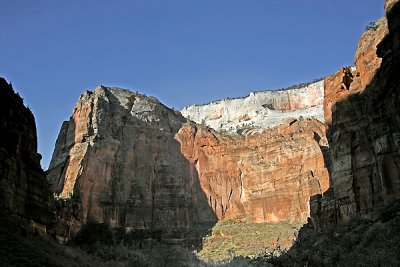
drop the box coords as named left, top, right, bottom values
left=47, top=87, right=217, bottom=239
left=0, top=78, right=52, bottom=225
left=47, top=86, right=330, bottom=238
left=177, top=119, right=329, bottom=223
left=181, top=81, right=324, bottom=134
left=311, top=1, right=400, bottom=228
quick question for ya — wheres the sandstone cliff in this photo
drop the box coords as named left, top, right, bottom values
left=47, top=85, right=330, bottom=239
left=311, top=0, right=400, bottom=228
left=177, top=119, right=329, bottom=223
left=0, top=78, right=52, bottom=225
left=181, top=81, right=324, bottom=134
left=262, top=3, right=400, bottom=265
left=47, top=87, right=217, bottom=239
left=323, top=17, right=388, bottom=124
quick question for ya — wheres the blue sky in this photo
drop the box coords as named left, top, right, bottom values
left=0, top=0, right=384, bottom=169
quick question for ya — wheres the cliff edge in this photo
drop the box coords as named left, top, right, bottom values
left=0, top=78, right=52, bottom=225
left=181, top=80, right=324, bottom=134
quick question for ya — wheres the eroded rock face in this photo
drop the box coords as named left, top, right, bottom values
left=181, top=81, right=325, bottom=134
left=323, top=67, right=357, bottom=125
left=0, top=78, right=52, bottom=224
left=177, top=118, right=330, bottom=223
left=312, top=0, right=400, bottom=228
left=354, top=18, right=389, bottom=91
left=324, top=18, right=388, bottom=125
left=48, top=84, right=330, bottom=239
left=47, top=87, right=216, bottom=238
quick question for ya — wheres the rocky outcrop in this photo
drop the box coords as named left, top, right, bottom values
left=177, top=119, right=329, bottom=223
left=312, top=0, right=400, bottom=228
left=47, top=85, right=330, bottom=239
left=0, top=78, right=52, bottom=225
left=181, top=81, right=324, bottom=134
left=47, top=87, right=217, bottom=239
left=323, top=17, right=388, bottom=125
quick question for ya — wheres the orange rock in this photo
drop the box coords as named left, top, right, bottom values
left=47, top=87, right=217, bottom=238
left=324, top=18, right=388, bottom=125
left=177, top=118, right=329, bottom=223
left=353, top=18, right=388, bottom=91
left=313, top=1, right=400, bottom=228
left=48, top=86, right=330, bottom=240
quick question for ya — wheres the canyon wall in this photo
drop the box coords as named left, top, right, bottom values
left=46, top=87, right=217, bottom=239
left=311, top=0, right=400, bottom=228
left=47, top=85, right=330, bottom=238
left=0, top=78, right=52, bottom=225
left=181, top=81, right=324, bottom=134
left=177, top=119, right=329, bottom=223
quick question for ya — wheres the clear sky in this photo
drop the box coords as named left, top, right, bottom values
left=0, top=0, right=384, bottom=169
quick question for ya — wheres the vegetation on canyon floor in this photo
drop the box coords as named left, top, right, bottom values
left=3, top=204, right=400, bottom=267
left=68, top=220, right=300, bottom=266
left=253, top=200, right=400, bottom=267
left=197, top=220, right=302, bottom=264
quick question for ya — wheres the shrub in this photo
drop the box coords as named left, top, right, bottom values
left=365, top=21, right=378, bottom=31
left=73, top=222, right=113, bottom=246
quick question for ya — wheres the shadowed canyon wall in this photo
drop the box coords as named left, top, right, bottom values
left=0, top=78, right=52, bottom=225
left=311, top=0, right=400, bottom=228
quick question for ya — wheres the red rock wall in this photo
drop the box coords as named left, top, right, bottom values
left=47, top=86, right=330, bottom=239
left=323, top=18, right=388, bottom=125
left=177, top=119, right=330, bottom=223
left=47, top=87, right=217, bottom=239
left=312, top=0, right=400, bottom=228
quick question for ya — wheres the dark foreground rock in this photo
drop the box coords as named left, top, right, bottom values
left=0, top=78, right=53, bottom=228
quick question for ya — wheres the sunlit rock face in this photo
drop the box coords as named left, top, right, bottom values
left=177, top=119, right=329, bottom=223
left=312, top=2, right=400, bottom=228
left=0, top=78, right=52, bottom=224
left=47, top=87, right=216, bottom=238
left=181, top=81, right=324, bottom=134
left=47, top=84, right=330, bottom=238
left=324, top=18, right=388, bottom=125
left=179, top=80, right=330, bottom=224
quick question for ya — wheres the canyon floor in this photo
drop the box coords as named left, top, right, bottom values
left=2, top=202, right=400, bottom=266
